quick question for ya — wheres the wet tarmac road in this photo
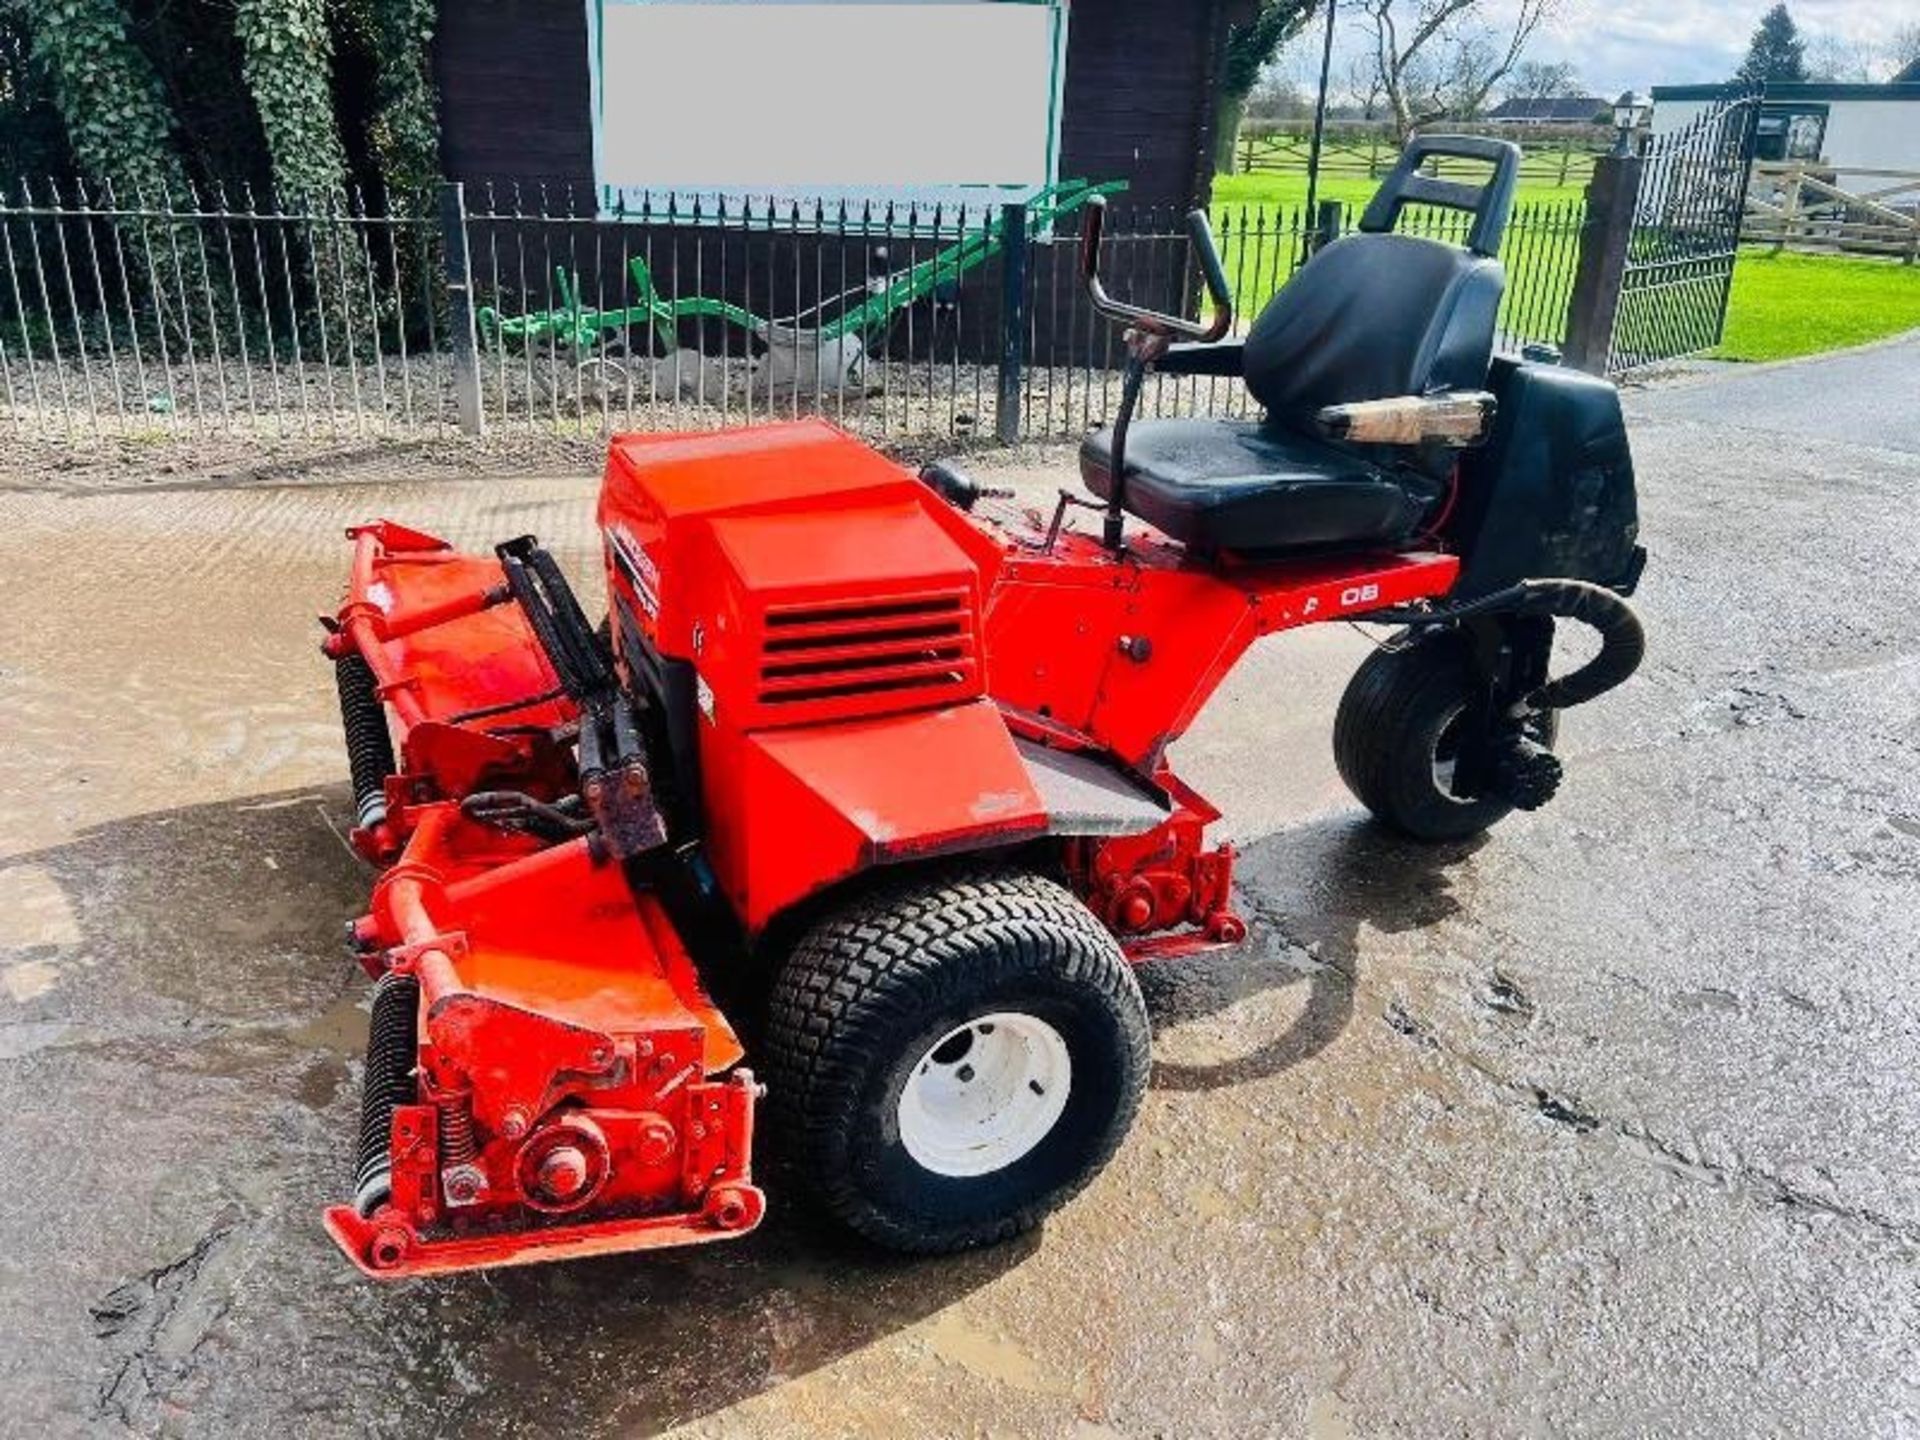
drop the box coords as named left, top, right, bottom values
left=1, top=342, right=1917, bottom=1436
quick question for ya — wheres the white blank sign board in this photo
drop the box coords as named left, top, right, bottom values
left=591, top=0, right=1066, bottom=216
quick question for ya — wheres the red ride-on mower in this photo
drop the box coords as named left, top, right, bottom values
left=320, top=137, right=1645, bottom=1277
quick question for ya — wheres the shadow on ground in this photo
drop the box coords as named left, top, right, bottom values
left=0, top=788, right=1477, bottom=1434
left=1136, top=812, right=1484, bottom=1092
left=0, top=788, right=1022, bottom=1435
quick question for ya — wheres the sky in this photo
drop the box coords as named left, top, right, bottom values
left=1280, top=0, right=1915, bottom=106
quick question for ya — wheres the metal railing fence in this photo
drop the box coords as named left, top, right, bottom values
left=0, top=179, right=442, bottom=439
left=0, top=179, right=1594, bottom=442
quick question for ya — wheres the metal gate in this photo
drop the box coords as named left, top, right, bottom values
left=1610, top=88, right=1762, bottom=371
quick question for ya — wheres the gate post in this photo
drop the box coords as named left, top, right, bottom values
left=995, top=202, right=1029, bottom=445
left=1562, top=155, right=1642, bottom=375
left=1312, top=198, right=1344, bottom=255
left=438, top=181, right=485, bottom=438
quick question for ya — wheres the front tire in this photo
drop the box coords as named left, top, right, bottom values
left=762, top=868, right=1150, bottom=1253
left=1334, top=635, right=1558, bottom=842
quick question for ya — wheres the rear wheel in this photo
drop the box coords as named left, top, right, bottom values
left=1334, top=635, right=1558, bottom=842
left=762, top=868, right=1150, bottom=1253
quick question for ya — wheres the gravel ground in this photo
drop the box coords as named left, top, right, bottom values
left=0, top=349, right=1256, bottom=492
left=0, top=338, right=1915, bottom=1437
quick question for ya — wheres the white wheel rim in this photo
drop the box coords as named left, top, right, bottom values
left=897, top=1012, right=1072, bottom=1178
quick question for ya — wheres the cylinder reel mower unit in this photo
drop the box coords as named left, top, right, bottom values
left=318, top=136, right=1645, bottom=1278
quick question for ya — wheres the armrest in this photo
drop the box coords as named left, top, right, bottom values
left=1156, top=340, right=1244, bottom=377
left=1314, top=391, right=1496, bottom=447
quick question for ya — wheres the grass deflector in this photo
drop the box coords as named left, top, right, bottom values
left=320, top=138, right=1647, bottom=1278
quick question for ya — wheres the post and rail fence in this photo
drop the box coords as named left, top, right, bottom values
left=1233, top=121, right=1614, bottom=190
left=1740, top=164, right=1920, bottom=262
left=0, top=161, right=1717, bottom=445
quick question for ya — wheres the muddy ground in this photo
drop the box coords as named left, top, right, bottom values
left=1, top=339, right=1917, bottom=1437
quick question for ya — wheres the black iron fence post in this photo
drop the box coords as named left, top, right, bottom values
left=1562, top=155, right=1641, bottom=374
left=438, top=180, right=484, bottom=437
left=996, top=202, right=1028, bottom=444
left=1312, top=198, right=1344, bottom=255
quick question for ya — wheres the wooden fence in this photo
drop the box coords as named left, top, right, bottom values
left=1742, top=164, right=1920, bottom=262
left=1232, top=123, right=1612, bottom=190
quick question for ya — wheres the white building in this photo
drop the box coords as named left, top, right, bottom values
left=1650, top=82, right=1920, bottom=198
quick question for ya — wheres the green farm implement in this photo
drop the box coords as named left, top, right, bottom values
left=476, top=180, right=1126, bottom=392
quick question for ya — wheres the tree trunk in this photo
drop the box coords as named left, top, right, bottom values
left=25, top=0, right=214, bottom=351
left=1215, top=93, right=1248, bottom=176
left=235, top=0, right=350, bottom=204
left=235, top=0, right=360, bottom=353
left=26, top=0, right=189, bottom=199
left=366, top=0, right=443, bottom=202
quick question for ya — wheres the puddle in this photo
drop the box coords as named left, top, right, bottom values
left=922, top=1307, right=1068, bottom=1398
left=3, top=958, right=60, bottom=1002
left=289, top=989, right=369, bottom=1056
left=0, top=863, right=82, bottom=949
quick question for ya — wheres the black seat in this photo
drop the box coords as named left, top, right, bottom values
left=1080, top=418, right=1434, bottom=554
left=1080, top=138, right=1517, bottom=555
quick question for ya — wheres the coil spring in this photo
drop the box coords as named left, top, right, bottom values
left=437, top=1094, right=478, bottom=1167
left=353, top=971, right=420, bottom=1216
left=334, top=652, right=396, bottom=830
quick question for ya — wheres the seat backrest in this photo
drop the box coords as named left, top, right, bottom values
left=1242, top=231, right=1504, bottom=432
left=1242, top=135, right=1519, bottom=478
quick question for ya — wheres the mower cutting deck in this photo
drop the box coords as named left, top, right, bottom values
left=320, top=137, right=1646, bottom=1278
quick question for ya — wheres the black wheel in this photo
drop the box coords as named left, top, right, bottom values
left=762, top=867, right=1150, bottom=1253
left=1334, top=635, right=1559, bottom=842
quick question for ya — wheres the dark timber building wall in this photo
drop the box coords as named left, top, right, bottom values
left=432, top=1, right=1243, bottom=364
left=434, top=1, right=1238, bottom=212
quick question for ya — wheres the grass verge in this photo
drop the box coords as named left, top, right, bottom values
left=1714, top=250, right=1920, bottom=363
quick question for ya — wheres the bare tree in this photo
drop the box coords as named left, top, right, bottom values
left=1357, top=0, right=1563, bottom=140
left=1502, top=59, right=1582, bottom=102
left=1804, top=32, right=1872, bottom=83
left=1245, top=73, right=1312, bottom=122
left=1344, top=52, right=1387, bottom=120
left=1216, top=0, right=1321, bottom=172
left=1888, top=22, right=1920, bottom=76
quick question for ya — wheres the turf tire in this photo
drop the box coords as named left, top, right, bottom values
left=1334, top=635, right=1559, bottom=842
left=762, top=867, right=1150, bottom=1253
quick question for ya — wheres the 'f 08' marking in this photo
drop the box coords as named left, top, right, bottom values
left=1302, top=582, right=1380, bottom=617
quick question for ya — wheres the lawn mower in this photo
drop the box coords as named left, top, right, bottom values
left=320, top=136, right=1645, bottom=1278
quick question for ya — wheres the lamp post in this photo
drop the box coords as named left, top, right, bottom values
left=1301, top=0, right=1340, bottom=259
left=1611, top=91, right=1650, bottom=156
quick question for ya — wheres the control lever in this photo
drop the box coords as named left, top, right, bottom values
left=920, top=460, right=1014, bottom=513
left=1080, top=196, right=1233, bottom=346
left=1078, top=197, right=1235, bottom=551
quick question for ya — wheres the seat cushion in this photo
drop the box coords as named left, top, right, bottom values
left=1079, top=418, right=1439, bottom=554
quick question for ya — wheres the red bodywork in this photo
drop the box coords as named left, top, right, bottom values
left=325, top=419, right=1455, bottom=1276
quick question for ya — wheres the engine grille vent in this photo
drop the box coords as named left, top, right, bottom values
left=757, top=588, right=978, bottom=711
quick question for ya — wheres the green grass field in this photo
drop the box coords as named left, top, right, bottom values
left=1209, top=169, right=1587, bottom=346
left=1212, top=170, right=1591, bottom=212
left=1714, top=250, right=1920, bottom=362
left=1211, top=167, right=1920, bottom=365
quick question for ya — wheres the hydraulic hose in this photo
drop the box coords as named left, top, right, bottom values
left=334, top=653, right=396, bottom=831
left=1369, top=578, right=1646, bottom=710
